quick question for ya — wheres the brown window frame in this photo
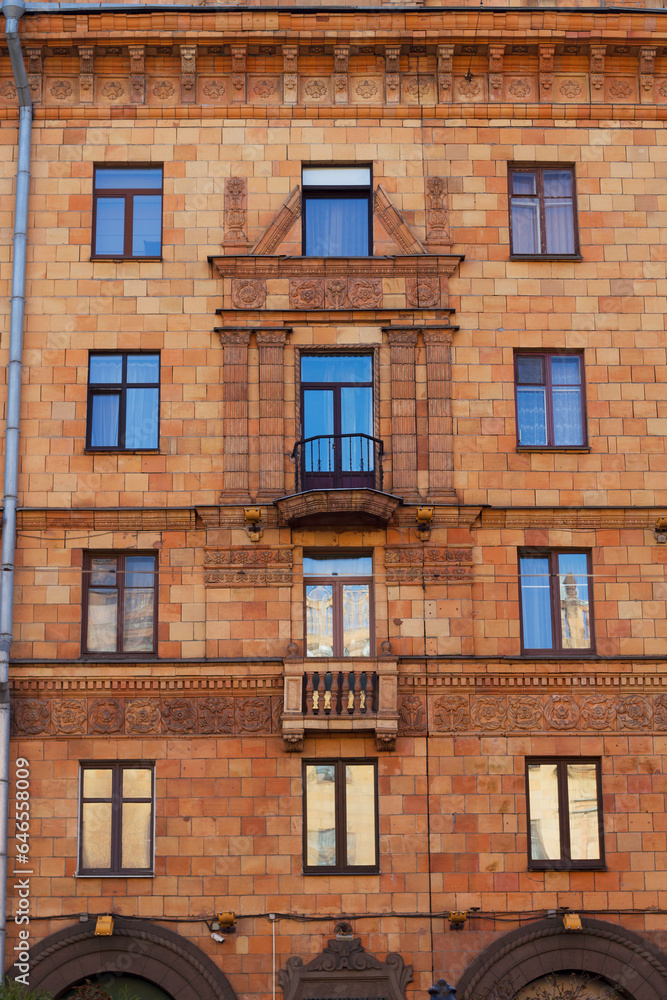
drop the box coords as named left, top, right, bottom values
left=82, top=552, right=158, bottom=657
left=301, top=164, right=373, bottom=257
left=78, top=761, right=155, bottom=877
left=518, top=548, right=595, bottom=656
left=526, top=757, right=605, bottom=871
left=91, top=164, right=163, bottom=261
left=508, top=164, right=581, bottom=259
left=302, top=758, right=379, bottom=875
left=303, top=551, right=375, bottom=658
left=514, top=350, right=588, bottom=450
left=86, top=351, right=160, bottom=452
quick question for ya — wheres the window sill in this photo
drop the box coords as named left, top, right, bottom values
left=81, top=652, right=157, bottom=660
left=510, top=253, right=583, bottom=262
left=521, top=650, right=596, bottom=658
left=76, top=872, right=154, bottom=878
left=84, top=449, right=161, bottom=455
left=528, top=864, right=606, bottom=872
left=90, top=256, right=163, bottom=263
left=303, top=868, right=379, bottom=876
left=516, top=446, right=590, bottom=453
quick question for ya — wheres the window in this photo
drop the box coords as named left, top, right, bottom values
left=87, top=353, right=160, bottom=450
left=92, top=166, right=163, bottom=258
left=519, top=550, right=593, bottom=654
left=304, top=553, right=373, bottom=658
left=509, top=165, right=578, bottom=257
left=79, top=762, right=154, bottom=875
left=299, top=354, right=375, bottom=490
left=515, top=352, right=586, bottom=448
left=82, top=552, right=158, bottom=655
left=526, top=758, right=604, bottom=869
left=303, top=759, right=378, bottom=873
left=302, top=166, right=372, bottom=256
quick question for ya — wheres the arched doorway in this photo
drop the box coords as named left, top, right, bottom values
left=8, top=918, right=239, bottom=1000
left=61, top=974, right=175, bottom=1000
left=456, top=918, right=667, bottom=1000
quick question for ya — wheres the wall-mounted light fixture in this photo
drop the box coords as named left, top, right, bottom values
left=562, top=913, right=582, bottom=932
left=448, top=910, right=467, bottom=929
left=94, top=915, right=114, bottom=936
left=655, top=515, right=667, bottom=544
left=416, top=505, right=434, bottom=540
left=244, top=506, right=263, bottom=541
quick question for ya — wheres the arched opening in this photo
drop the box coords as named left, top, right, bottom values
left=517, top=971, right=627, bottom=999
left=60, top=973, right=175, bottom=1000
left=456, top=918, right=667, bottom=1000
left=9, top=918, right=239, bottom=1000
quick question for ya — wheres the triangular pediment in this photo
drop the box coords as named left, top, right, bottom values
left=249, top=184, right=427, bottom=257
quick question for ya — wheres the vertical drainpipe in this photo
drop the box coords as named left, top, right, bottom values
left=1, top=0, right=31, bottom=977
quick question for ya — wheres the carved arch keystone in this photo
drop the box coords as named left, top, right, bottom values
left=279, top=938, right=412, bottom=1000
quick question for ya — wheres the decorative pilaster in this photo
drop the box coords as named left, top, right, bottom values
left=78, top=46, right=94, bottom=104
left=640, top=47, right=656, bottom=101
left=257, top=330, right=289, bottom=499
left=385, top=46, right=401, bottom=103
left=539, top=45, right=554, bottom=100
left=388, top=330, right=419, bottom=498
left=26, top=47, right=42, bottom=102
left=224, top=177, right=248, bottom=249
left=180, top=45, right=196, bottom=104
left=231, top=46, right=247, bottom=103
left=219, top=330, right=252, bottom=502
left=437, top=45, right=454, bottom=104
left=334, top=46, right=349, bottom=104
left=425, top=177, right=450, bottom=249
left=424, top=331, right=455, bottom=501
left=589, top=45, right=606, bottom=98
left=488, top=44, right=505, bottom=100
left=128, top=45, right=145, bottom=104
left=283, top=45, right=298, bottom=105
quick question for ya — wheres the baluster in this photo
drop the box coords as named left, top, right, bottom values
left=306, top=672, right=316, bottom=715
left=359, top=671, right=367, bottom=713
left=323, top=670, right=332, bottom=713
left=369, top=672, right=377, bottom=713
left=341, top=671, right=351, bottom=714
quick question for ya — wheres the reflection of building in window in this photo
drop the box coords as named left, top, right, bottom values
left=560, top=572, right=590, bottom=649
left=303, top=760, right=378, bottom=873
left=527, top=758, right=603, bottom=869
left=79, top=763, right=154, bottom=875
left=83, top=552, right=157, bottom=655
left=304, top=554, right=372, bottom=657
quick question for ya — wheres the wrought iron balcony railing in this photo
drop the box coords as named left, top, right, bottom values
left=291, top=433, right=384, bottom=492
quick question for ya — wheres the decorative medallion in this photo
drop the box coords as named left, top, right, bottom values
left=231, top=278, right=266, bottom=310
left=404, top=77, right=431, bottom=99
left=203, top=79, right=226, bottom=99
left=355, top=79, right=379, bottom=99
left=161, top=699, right=197, bottom=733
left=609, top=79, right=632, bottom=98
left=617, top=696, right=652, bottom=730
left=153, top=80, right=175, bottom=100
left=470, top=696, right=507, bottom=730
left=0, top=81, right=17, bottom=99
left=347, top=278, right=382, bottom=309
left=458, top=78, right=481, bottom=98
left=507, top=696, right=543, bottom=730
left=406, top=277, right=440, bottom=308
left=49, top=80, right=73, bottom=100
left=654, top=695, right=667, bottom=729
left=544, top=694, right=580, bottom=730
left=559, top=79, right=582, bottom=99
left=52, top=700, right=87, bottom=735
left=325, top=278, right=348, bottom=309
left=508, top=78, right=531, bottom=99
left=581, top=696, right=616, bottom=730
left=14, top=700, right=51, bottom=735
left=101, top=81, right=125, bottom=101
left=236, top=698, right=272, bottom=733
left=89, top=699, right=125, bottom=734
left=253, top=78, right=277, bottom=98
left=305, top=79, right=327, bottom=99
left=289, top=278, right=325, bottom=310
left=126, top=698, right=161, bottom=734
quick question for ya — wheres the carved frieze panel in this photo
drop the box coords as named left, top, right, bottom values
left=148, top=78, right=179, bottom=105
left=504, top=76, right=536, bottom=101
left=605, top=77, right=637, bottom=102
left=554, top=76, right=588, bottom=102
left=385, top=547, right=473, bottom=584
left=224, top=177, right=248, bottom=246
left=402, top=75, right=434, bottom=103
left=248, top=76, right=281, bottom=103
left=231, top=278, right=266, bottom=309
left=45, top=79, right=77, bottom=103
left=300, top=77, right=331, bottom=103
left=455, top=76, right=485, bottom=102
left=199, top=77, right=228, bottom=103
left=204, top=546, right=293, bottom=587
left=12, top=694, right=283, bottom=736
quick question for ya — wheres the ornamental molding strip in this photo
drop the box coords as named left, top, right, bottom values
left=250, top=185, right=301, bottom=255
left=204, top=546, right=293, bottom=587
left=385, top=546, right=473, bottom=583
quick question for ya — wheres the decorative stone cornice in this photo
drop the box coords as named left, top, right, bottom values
left=275, top=488, right=402, bottom=527
left=211, top=254, right=462, bottom=279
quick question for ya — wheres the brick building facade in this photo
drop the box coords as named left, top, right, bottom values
left=1, top=0, right=667, bottom=997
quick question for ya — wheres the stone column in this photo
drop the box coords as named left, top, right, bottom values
left=219, top=330, right=251, bottom=502
left=257, top=330, right=289, bottom=499
left=388, top=330, right=419, bottom=499
left=424, top=330, right=456, bottom=502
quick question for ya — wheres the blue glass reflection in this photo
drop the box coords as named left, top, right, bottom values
left=520, top=555, right=553, bottom=649
left=301, top=355, right=372, bottom=383
left=90, top=356, right=122, bottom=384
left=96, top=168, right=162, bottom=190
left=95, top=198, right=125, bottom=255
left=304, top=197, right=369, bottom=256
left=127, top=355, right=160, bottom=383
left=304, top=555, right=372, bottom=577
left=132, top=195, right=162, bottom=256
